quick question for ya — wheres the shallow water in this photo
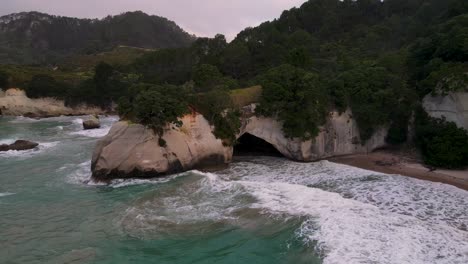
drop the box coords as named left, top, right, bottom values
left=0, top=116, right=467, bottom=264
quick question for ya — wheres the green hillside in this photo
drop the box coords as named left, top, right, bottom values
left=0, top=11, right=195, bottom=65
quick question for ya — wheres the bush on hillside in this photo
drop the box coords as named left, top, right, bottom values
left=415, top=109, right=468, bottom=169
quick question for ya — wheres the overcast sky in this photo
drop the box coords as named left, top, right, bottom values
left=0, top=0, right=307, bottom=40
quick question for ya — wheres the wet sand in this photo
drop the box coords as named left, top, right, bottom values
left=329, top=151, right=468, bottom=191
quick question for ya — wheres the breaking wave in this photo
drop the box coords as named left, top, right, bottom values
left=117, top=158, right=468, bottom=264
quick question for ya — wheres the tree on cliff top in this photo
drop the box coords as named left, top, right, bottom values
left=256, top=64, right=328, bottom=140
left=131, top=85, right=190, bottom=138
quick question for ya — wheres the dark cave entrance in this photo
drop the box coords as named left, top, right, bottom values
left=234, top=133, right=284, bottom=157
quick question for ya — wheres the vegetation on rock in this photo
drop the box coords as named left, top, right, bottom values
left=256, top=64, right=327, bottom=139
left=415, top=109, right=468, bottom=168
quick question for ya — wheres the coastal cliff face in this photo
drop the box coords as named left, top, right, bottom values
left=92, top=113, right=232, bottom=181
left=240, top=107, right=387, bottom=161
left=0, top=88, right=104, bottom=117
left=423, top=92, right=468, bottom=130
left=92, top=107, right=387, bottom=180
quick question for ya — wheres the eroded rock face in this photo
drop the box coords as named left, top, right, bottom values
left=91, top=114, right=232, bottom=181
left=423, top=92, right=468, bottom=130
left=0, top=140, right=39, bottom=152
left=239, top=107, right=387, bottom=161
left=91, top=107, right=388, bottom=180
left=0, top=88, right=104, bottom=117
left=83, top=116, right=101, bottom=130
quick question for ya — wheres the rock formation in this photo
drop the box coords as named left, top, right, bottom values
left=0, top=88, right=105, bottom=118
left=83, top=116, right=101, bottom=130
left=239, top=105, right=387, bottom=161
left=92, top=107, right=387, bottom=181
left=0, top=140, right=39, bottom=152
left=92, top=113, right=232, bottom=181
left=423, top=92, right=468, bottom=130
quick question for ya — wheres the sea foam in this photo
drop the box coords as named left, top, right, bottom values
left=243, top=180, right=468, bottom=264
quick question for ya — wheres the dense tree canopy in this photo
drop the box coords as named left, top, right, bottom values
left=257, top=64, right=327, bottom=139
left=25, top=74, right=68, bottom=99
left=0, top=11, right=195, bottom=65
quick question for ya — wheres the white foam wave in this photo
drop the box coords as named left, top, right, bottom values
left=9, top=115, right=76, bottom=124
left=114, top=161, right=468, bottom=263
left=66, top=160, right=184, bottom=187
left=195, top=159, right=468, bottom=263
left=71, top=118, right=84, bottom=126
left=0, top=192, right=14, bottom=197
left=68, top=116, right=118, bottom=138
left=109, top=174, right=184, bottom=188
left=8, top=116, right=41, bottom=123
left=69, top=127, right=112, bottom=138
left=65, top=161, right=103, bottom=186
left=242, top=181, right=468, bottom=264
left=118, top=171, right=248, bottom=239
left=225, top=158, right=468, bottom=230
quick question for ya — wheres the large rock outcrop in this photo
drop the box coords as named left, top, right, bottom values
left=0, top=88, right=104, bottom=117
left=239, top=107, right=387, bottom=161
left=92, top=113, right=232, bottom=181
left=423, top=92, right=468, bottom=130
left=92, top=107, right=387, bottom=180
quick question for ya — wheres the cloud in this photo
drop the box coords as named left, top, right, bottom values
left=0, top=0, right=307, bottom=40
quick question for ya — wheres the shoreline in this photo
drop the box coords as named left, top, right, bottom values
left=329, top=151, right=468, bottom=191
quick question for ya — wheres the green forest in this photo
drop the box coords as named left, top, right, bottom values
left=0, top=11, right=194, bottom=64
left=1, top=0, right=467, bottom=168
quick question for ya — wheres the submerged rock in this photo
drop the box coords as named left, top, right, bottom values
left=91, top=113, right=232, bottom=181
left=0, top=140, right=39, bottom=152
left=83, top=116, right=101, bottom=130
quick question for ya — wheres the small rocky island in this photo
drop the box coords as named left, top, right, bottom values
left=0, top=140, right=39, bottom=152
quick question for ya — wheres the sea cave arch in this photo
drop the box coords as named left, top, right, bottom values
left=233, top=133, right=284, bottom=157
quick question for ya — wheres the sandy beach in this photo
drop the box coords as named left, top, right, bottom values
left=329, top=150, right=468, bottom=191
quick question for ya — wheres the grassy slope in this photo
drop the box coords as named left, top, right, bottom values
left=60, top=46, right=153, bottom=72
left=1, top=46, right=152, bottom=88
left=230, top=85, right=262, bottom=108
